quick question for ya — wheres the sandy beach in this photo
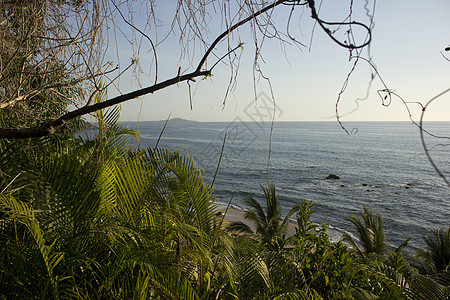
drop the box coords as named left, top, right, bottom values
left=219, top=204, right=346, bottom=244
left=220, top=206, right=299, bottom=237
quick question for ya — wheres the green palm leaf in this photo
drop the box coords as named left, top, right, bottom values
left=228, top=184, right=299, bottom=249
left=343, top=206, right=387, bottom=257
left=0, top=194, right=65, bottom=298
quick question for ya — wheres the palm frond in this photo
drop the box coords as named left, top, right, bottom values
left=345, top=206, right=387, bottom=256
left=0, top=194, right=65, bottom=298
left=279, top=203, right=300, bottom=238
left=272, top=290, right=324, bottom=300
left=227, top=221, right=254, bottom=236
left=406, top=273, right=448, bottom=300
left=244, top=196, right=268, bottom=234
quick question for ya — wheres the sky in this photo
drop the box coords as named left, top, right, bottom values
left=108, top=0, right=450, bottom=123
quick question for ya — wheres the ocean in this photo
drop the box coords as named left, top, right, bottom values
left=126, top=120, right=450, bottom=250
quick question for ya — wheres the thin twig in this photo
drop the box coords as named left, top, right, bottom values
left=155, top=114, right=171, bottom=149
left=212, top=132, right=227, bottom=186
left=419, top=87, right=450, bottom=187
left=1, top=172, right=23, bottom=194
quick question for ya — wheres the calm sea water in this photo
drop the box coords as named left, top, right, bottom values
left=126, top=120, right=450, bottom=250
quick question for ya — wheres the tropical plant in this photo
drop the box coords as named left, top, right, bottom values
left=341, top=207, right=449, bottom=300
left=229, top=198, right=368, bottom=299
left=366, top=256, right=449, bottom=300
left=227, top=183, right=300, bottom=250
left=3, top=93, right=449, bottom=299
left=415, top=227, right=450, bottom=289
left=342, top=205, right=389, bottom=258
left=288, top=200, right=374, bottom=299
left=0, top=104, right=234, bottom=299
left=416, top=227, right=450, bottom=275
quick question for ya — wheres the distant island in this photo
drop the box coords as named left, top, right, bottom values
left=125, top=118, right=198, bottom=124
left=165, top=118, right=198, bottom=123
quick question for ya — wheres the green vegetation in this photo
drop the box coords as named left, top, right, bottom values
left=227, top=184, right=299, bottom=251
left=1, top=2, right=448, bottom=298
left=1, top=108, right=449, bottom=299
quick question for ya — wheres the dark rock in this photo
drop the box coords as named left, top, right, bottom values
left=326, top=174, right=340, bottom=180
left=362, top=183, right=368, bottom=186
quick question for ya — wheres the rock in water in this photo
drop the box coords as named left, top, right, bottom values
left=326, top=174, right=340, bottom=180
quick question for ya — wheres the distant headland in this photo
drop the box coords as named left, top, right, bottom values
left=127, top=118, right=198, bottom=124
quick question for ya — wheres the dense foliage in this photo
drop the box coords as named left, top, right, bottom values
left=1, top=2, right=448, bottom=298
left=1, top=108, right=448, bottom=299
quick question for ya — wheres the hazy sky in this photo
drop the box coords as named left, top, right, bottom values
left=109, top=0, right=450, bottom=123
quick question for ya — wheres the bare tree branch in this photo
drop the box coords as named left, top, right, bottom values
left=0, top=68, right=210, bottom=138
left=0, top=0, right=296, bottom=139
left=0, top=0, right=376, bottom=139
left=419, top=87, right=450, bottom=187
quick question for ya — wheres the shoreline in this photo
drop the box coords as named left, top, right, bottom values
left=220, top=205, right=299, bottom=237
left=218, top=204, right=347, bottom=244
